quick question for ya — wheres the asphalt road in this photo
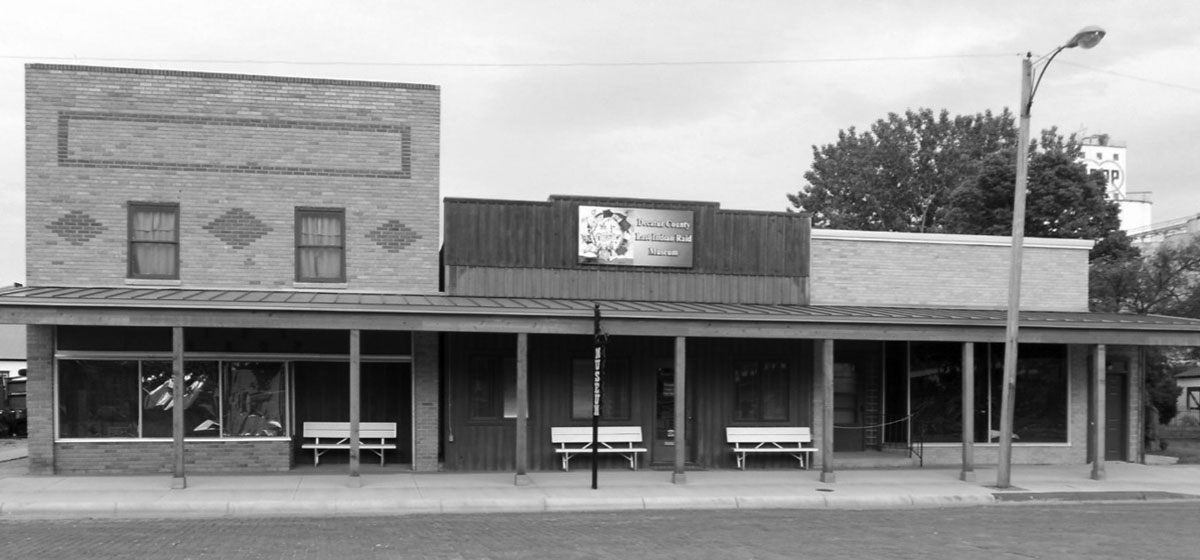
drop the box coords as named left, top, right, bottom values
left=2, top=502, right=1199, bottom=559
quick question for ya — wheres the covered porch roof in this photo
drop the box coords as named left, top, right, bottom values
left=1, top=286, right=1199, bottom=346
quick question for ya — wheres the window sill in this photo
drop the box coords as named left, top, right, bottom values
left=293, top=282, right=348, bottom=290
left=125, top=278, right=182, bottom=286
left=55, top=437, right=293, bottom=443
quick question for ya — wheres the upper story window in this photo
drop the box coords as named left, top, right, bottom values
left=128, top=202, right=180, bottom=279
left=295, top=208, right=346, bottom=282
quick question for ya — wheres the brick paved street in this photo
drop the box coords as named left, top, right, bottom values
left=2, top=502, right=1199, bottom=559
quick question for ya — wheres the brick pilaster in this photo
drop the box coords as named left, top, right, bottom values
left=25, top=325, right=55, bottom=474
left=411, top=331, right=440, bottom=472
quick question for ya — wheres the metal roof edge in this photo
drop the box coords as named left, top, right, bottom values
left=811, top=229, right=1095, bottom=250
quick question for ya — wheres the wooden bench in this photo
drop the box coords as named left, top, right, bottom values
left=727, top=427, right=818, bottom=470
left=301, top=421, right=397, bottom=466
left=551, top=426, right=648, bottom=471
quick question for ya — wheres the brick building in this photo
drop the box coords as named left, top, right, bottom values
left=3, top=65, right=1200, bottom=482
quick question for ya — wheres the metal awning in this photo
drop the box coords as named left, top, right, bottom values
left=2, top=285, right=1199, bottom=346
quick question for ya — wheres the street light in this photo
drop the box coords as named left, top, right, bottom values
left=997, top=25, right=1106, bottom=489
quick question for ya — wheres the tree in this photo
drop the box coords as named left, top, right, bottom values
left=1091, top=232, right=1200, bottom=440
left=789, top=108, right=1014, bottom=233
left=1090, top=232, right=1200, bottom=316
left=789, top=109, right=1124, bottom=260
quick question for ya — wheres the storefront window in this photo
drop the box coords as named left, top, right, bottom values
left=733, top=359, right=789, bottom=422
left=59, top=359, right=281, bottom=439
left=1009, top=345, right=1068, bottom=443
left=59, top=360, right=139, bottom=438
left=571, top=358, right=630, bottom=420
left=140, top=361, right=174, bottom=437
left=909, top=342, right=963, bottom=443
left=222, top=362, right=286, bottom=437
left=910, top=343, right=1068, bottom=444
left=467, top=355, right=516, bottom=420
left=139, top=361, right=222, bottom=438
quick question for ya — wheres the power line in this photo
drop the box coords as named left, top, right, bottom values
left=3, top=53, right=1196, bottom=93
left=0, top=52, right=1018, bottom=68
left=1059, top=61, right=1200, bottom=95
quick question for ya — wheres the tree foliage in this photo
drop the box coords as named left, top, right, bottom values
left=1090, top=233, right=1200, bottom=316
left=1091, top=232, right=1200, bottom=430
left=789, top=108, right=1125, bottom=260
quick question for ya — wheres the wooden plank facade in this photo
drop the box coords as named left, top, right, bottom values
left=444, top=332, right=814, bottom=472
left=444, top=196, right=811, bottom=304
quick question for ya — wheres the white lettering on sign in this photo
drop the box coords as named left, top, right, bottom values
left=593, top=347, right=602, bottom=416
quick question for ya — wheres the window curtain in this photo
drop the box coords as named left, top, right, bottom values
left=131, top=208, right=177, bottom=276
left=299, top=213, right=343, bottom=279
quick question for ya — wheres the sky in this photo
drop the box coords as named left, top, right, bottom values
left=1, top=0, right=1198, bottom=287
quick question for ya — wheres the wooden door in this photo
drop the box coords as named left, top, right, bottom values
left=1105, top=373, right=1128, bottom=461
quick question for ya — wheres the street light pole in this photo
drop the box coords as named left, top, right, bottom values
left=997, top=26, right=1105, bottom=489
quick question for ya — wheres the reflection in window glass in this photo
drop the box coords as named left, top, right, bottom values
left=222, top=362, right=286, bottom=437
left=571, top=358, right=630, bottom=420
left=911, top=343, right=1069, bottom=444
left=1010, top=345, right=1068, bottom=443
left=733, top=360, right=789, bottom=422
left=137, top=362, right=221, bottom=438
left=141, top=361, right=174, bottom=438
left=59, top=360, right=139, bottom=438
left=909, top=342, right=962, bottom=443
left=468, top=356, right=516, bottom=420
left=184, top=362, right=221, bottom=437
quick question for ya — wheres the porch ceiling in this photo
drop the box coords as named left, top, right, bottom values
left=1, top=285, right=1199, bottom=346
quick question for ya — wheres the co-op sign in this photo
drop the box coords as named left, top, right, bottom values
left=578, top=205, right=694, bottom=268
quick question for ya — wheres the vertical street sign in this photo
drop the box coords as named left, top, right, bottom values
left=592, top=304, right=605, bottom=490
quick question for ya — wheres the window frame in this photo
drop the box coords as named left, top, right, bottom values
left=571, top=357, right=631, bottom=421
left=465, top=354, right=517, bottom=422
left=294, top=207, right=347, bottom=283
left=731, top=357, right=791, bottom=424
left=55, top=357, right=291, bottom=441
left=127, top=202, right=180, bottom=280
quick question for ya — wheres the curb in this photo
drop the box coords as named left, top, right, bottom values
left=1, top=488, right=1198, bottom=520
left=992, top=491, right=1200, bottom=503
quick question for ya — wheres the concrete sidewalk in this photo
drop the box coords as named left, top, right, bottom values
left=1, top=445, right=1198, bottom=520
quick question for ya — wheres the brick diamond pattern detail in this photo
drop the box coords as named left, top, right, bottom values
left=203, top=207, right=273, bottom=249
left=47, top=210, right=107, bottom=245
left=367, top=220, right=422, bottom=253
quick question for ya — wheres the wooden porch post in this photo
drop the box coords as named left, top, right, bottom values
left=960, top=342, right=976, bottom=482
left=348, top=329, right=362, bottom=487
left=1092, top=344, right=1107, bottom=481
left=515, top=333, right=530, bottom=485
left=171, top=326, right=186, bottom=489
left=820, top=339, right=836, bottom=483
left=673, top=336, right=687, bottom=484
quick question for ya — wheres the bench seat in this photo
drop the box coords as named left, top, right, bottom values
left=551, top=426, right=647, bottom=471
left=301, top=421, right=397, bottom=466
left=727, top=427, right=818, bottom=470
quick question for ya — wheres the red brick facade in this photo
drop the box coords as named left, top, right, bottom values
left=26, top=65, right=440, bottom=292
